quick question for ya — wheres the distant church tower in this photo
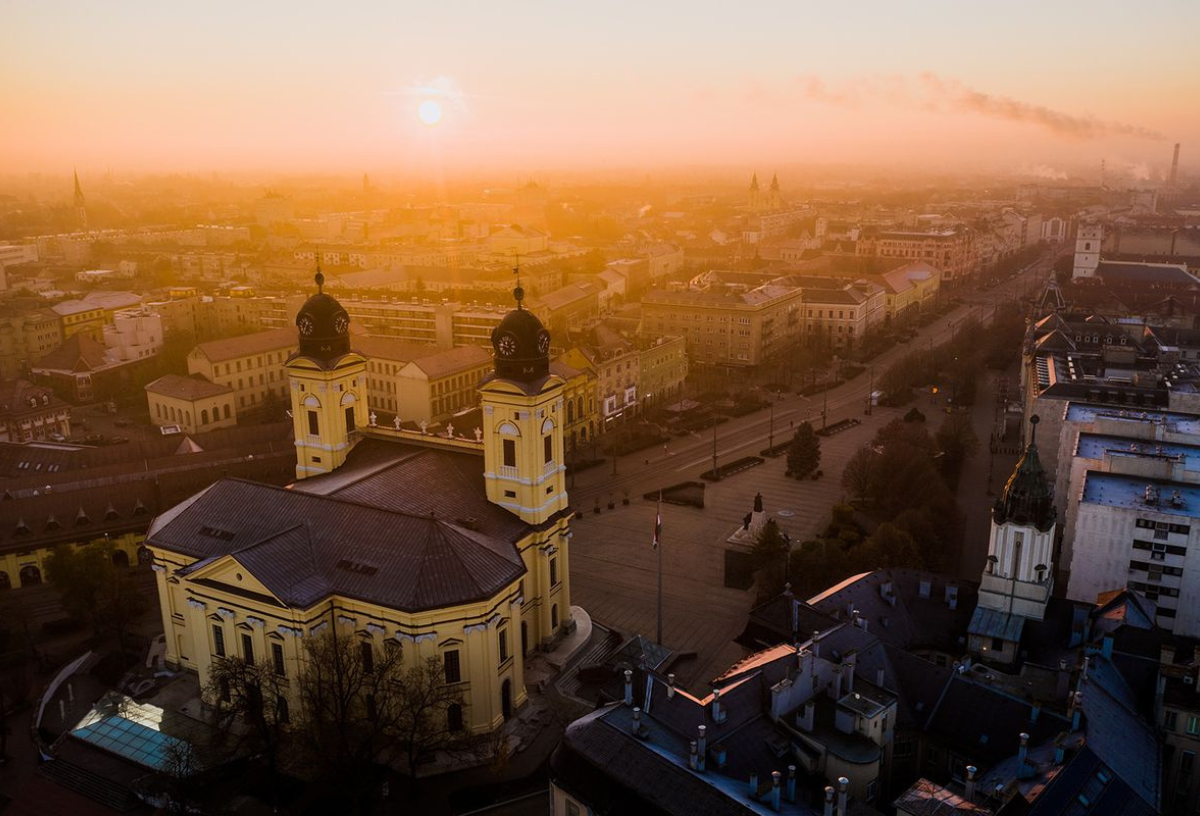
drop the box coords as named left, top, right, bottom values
left=479, top=279, right=568, bottom=525
left=767, top=172, right=781, bottom=210
left=748, top=172, right=762, bottom=211
left=287, top=269, right=368, bottom=479
left=971, top=416, right=1057, bottom=663
left=73, top=169, right=88, bottom=230
left=1072, top=223, right=1102, bottom=279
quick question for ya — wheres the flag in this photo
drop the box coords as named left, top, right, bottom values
left=652, top=494, right=662, bottom=549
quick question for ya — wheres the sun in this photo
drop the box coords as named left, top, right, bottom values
left=418, top=99, right=443, bottom=126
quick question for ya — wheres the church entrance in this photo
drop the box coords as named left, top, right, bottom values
left=501, top=679, right=512, bottom=720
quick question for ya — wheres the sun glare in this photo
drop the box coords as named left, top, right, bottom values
left=418, top=99, right=443, bottom=126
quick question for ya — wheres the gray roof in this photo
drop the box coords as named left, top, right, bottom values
left=149, top=476, right=526, bottom=612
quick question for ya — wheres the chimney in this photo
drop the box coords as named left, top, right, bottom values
left=1030, top=702, right=1041, bottom=724
left=1101, top=634, right=1113, bottom=659
left=697, top=725, right=707, bottom=771
left=689, top=740, right=698, bottom=770
left=712, top=688, right=726, bottom=723
left=1170, top=143, right=1181, bottom=187
left=1018, top=732, right=1030, bottom=771
left=837, top=776, right=849, bottom=815
left=797, top=700, right=815, bottom=732
left=1080, top=655, right=1089, bottom=681
left=667, top=673, right=676, bottom=699
left=798, top=647, right=811, bottom=678
left=786, top=765, right=797, bottom=803
left=624, top=669, right=634, bottom=705
left=749, top=771, right=758, bottom=796
left=965, top=765, right=977, bottom=802
left=631, top=707, right=642, bottom=736
left=812, top=630, right=821, bottom=658
left=770, top=771, right=782, bottom=811
left=829, top=665, right=843, bottom=699
left=1055, top=740, right=1065, bottom=764
left=844, top=662, right=855, bottom=694
left=823, top=787, right=835, bottom=816
left=1072, top=695, right=1083, bottom=731
left=876, top=667, right=885, bottom=687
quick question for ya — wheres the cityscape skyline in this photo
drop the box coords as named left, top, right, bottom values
left=4, top=1, right=1198, bottom=178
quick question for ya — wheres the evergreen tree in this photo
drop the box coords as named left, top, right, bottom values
left=787, top=421, right=821, bottom=478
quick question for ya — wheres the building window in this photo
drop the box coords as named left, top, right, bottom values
left=361, top=641, right=374, bottom=673
left=544, top=435, right=553, bottom=464
left=444, top=650, right=461, bottom=684
left=277, top=695, right=290, bottom=724
left=503, top=439, right=516, bottom=468
left=447, top=703, right=463, bottom=732
left=1188, top=715, right=1199, bottom=736
left=345, top=406, right=356, bottom=434
left=272, top=643, right=286, bottom=676
left=566, top=801, right=581, bottom=816
left=551, top=604, right=559, bottom=629
left=307, top=410, right=319, bottom=436
left=499, top=629, right=509, bottom=664
left=549, top=556, right=559, bottom=587
left=213, top=625, right=226, bottom=657
left=241, top=633, right=254, bottom=666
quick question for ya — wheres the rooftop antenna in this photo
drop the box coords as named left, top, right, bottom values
left=512, top=252, right=524, bottom=309
left=315, top=253, right=324, bottom=293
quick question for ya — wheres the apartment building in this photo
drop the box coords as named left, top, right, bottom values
left=187, top=327, right=298, bottom=413
left=0, top=308, right=62, bottom=380
left=0, top=379, right=71, bottom=443
left=561, top=330, right=641, bottom=428
left=642, top=273, right=804, bottom=367
left=636, top=335, right=688, bottom=411
left=396, top=345, right=493, bottom=424
left=145, top=374, right=236, bottom=434
left=857, top=227, right=976, bottom=288
left=51, top=300, right=106, bottom=341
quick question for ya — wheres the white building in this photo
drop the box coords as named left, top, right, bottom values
left=103, top=310, right=164, bottom=362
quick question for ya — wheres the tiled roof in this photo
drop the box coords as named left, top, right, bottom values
left=34, top=334, right=111, bottom=373
left=144, top=374, right=232, bottom=401
left=353, top=335, right=437, bottom=364
left=892, top=778, right=993, bottom=815
left=192, top=327, right=299, bottom=363
left=150, top=477, right=525, bottom=613
left=407, top=345, right=492, bottom=379
left=0, top=379, right=68, bottom=419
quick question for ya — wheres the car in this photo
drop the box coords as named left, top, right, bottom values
left=114, top=419, right=130, bottom=428
left=48, top=432, right=66, bottom=442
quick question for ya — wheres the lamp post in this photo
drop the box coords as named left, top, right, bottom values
left=712, top=419, right=719, bottom=481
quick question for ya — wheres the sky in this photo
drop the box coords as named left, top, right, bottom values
left=3, top=1, right=1198, bottom=180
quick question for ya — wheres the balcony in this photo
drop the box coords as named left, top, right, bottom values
left=499, top=465, right=519, bottom=479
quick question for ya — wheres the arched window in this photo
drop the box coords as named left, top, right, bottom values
left=223, top=404, right=231, bottom=419
left=447, top=703, right=463, bottom=732
left=277, top=695, right=290, bottom=724
left=112, top=550, right=130, bottom=569
left=19, top=565, right=42, bottom=587
left=201, top=409, right=209, bottom=426
left=567, top=402, right=575, bottom=423
left=550, top=604, right=559, bottom=630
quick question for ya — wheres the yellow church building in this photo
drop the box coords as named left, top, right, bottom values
left=146, top=271, right=574, bottom=736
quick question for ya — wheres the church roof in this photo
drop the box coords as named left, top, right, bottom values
left=993, top=417, right=1055, bottom=532
left=150, top=475, right=526, bottom=613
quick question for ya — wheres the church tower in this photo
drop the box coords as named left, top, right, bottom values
left=286, top=269, right=368, bottom=479
left=1072, top=223, right=1102, bottom=279
left=73, top=169, right=88, bottom=230
left=972, top=416, right=1057, bottom=661
left=768, top=172, right=781, bottom=210
left=749, top=172, right=761, bottom=211
left=479, top=281, right=568, bottom=525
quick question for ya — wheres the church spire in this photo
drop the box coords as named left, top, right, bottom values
left=994, top=416, right=1055, bottom=531
left=73, top=168, right=87, bottom=230
left=770, top=172, right=779, bottom=191
left=750, top=172, right=759, bottom=191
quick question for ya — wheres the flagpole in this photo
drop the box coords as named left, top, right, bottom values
left=656, top=490, right=664, bottom=646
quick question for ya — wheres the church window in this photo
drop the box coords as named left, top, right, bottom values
left=345, top=406, right=356, bottom=434
left=503, top=439, right=516, bottom=468
left=360, top=641, right=374, bottom=673
left=444, top=650, right=461, bottom=684
left=544, top=435, right=553, bottom=464
left=241, top=633, right=254, bottom=666
left=277, top=695, right=289, bottom=724
left=499, top=629, right=509, bottom=664
left=447, top=703, right=463, bottom=732
left=224, top=404, right=231, bottom=419
left=308, top=411, right=319, bottom=436
left=549, top=557, right=559, bottom=587
left=272, top=643, right=285, bottom=676
left=551, top=604, right=559, bottom=629
left=213, top=625, right=226, bottom=657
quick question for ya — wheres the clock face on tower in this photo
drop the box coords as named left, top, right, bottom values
left=497, top=333, right=517, bottom=357
left=298, top=315, right=315, bottom=336
left=334, top=314, right=349, bottom=334
left=537, top=330, right=551, bottom=355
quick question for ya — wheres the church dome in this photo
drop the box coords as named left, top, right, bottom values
left=490, top=285, right=551, bottom=383
left=994, top=416, right=1056, bottom=531
left=295, top=271, right=351, bottom=365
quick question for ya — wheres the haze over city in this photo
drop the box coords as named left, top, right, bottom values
left=4, top=0, right=1198, bottom=180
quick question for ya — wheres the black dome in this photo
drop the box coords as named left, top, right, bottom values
left=993, top=416, right=1055, bottom=532
left=490, top=293, right=551, bottom=383
left=295, top=271, right=351, bottom=365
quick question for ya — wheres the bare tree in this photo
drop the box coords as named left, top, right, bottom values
left=842, top=445, right=879, bottom=505
left=395, top=656, right=465, bottom=794
left=204, top=655, right=291, bottom=804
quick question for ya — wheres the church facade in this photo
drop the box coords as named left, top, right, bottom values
left=146, top=272, right=574, bottom=735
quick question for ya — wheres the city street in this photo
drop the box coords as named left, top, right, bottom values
left=565, top=255, right=1056, bottom=690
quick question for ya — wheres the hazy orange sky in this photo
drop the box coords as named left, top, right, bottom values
left=3, top=1, right=1197, bottom=179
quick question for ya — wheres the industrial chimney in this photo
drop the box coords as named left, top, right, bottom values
left=1170, top=143, right=1181, bottom=188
